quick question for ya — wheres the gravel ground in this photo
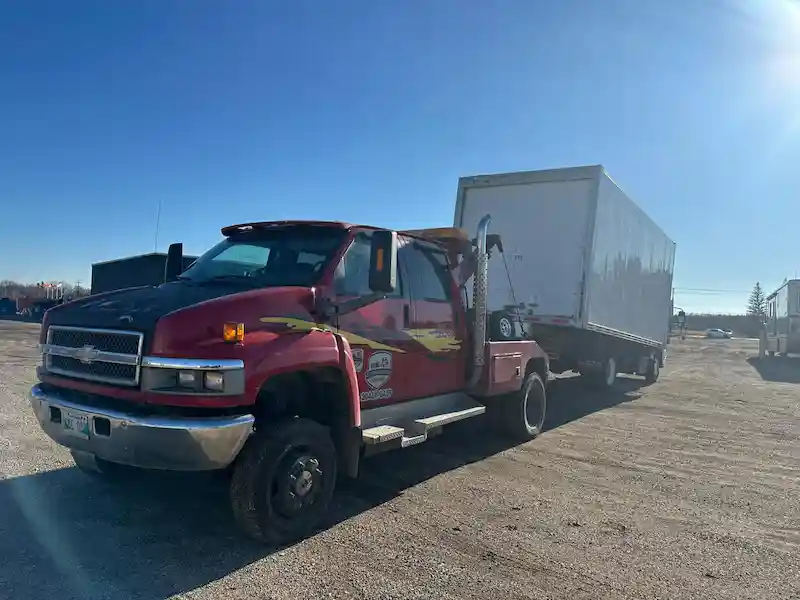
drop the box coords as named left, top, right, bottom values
left=0, top=320, right=798, bottom=600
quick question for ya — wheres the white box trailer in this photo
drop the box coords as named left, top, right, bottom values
left=454, top=165, right=676, bottom=386
left=763, top=279, right=800, bottom=356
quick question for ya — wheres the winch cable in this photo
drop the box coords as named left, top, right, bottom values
left=499, top=248, right=518, bottom=309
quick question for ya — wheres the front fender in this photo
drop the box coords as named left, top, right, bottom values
left=245, top=330, right=362, bottom=428
left=331, top=333, right=362, bottom=428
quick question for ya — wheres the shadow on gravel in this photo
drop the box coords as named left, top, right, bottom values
left=544, top=374, right=646, bottom=431
left=746, top=355, right=800, bottom=384
left=0, top=314, right=42, bottom=324
left=0, top=375, right=647, bottom=599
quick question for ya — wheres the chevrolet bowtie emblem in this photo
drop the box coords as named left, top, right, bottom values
left=75, top=345, right=100, bottom=364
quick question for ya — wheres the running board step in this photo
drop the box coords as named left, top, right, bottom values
left=409, top=405, right=486, bottom=434
left=361, top=392, right=486, bottom=450
left=401, top=434, right=427, bottom=447
left=362, top=425, right=404, bottom=444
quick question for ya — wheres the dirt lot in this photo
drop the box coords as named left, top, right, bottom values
left=1, top=320, right=798, bottom=600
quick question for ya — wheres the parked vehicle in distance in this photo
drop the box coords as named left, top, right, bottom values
left=705, top=328, right=732, bottom=339
left=454, top=165, right=676, bottom=387
left=29, top=216, right=549, bottom=544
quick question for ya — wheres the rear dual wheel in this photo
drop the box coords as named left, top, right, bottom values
left=490, top=371, right=547, bottom=441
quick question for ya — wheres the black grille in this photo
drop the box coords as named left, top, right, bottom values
left=49, top=328, right=141, bottom=354
left=49, top=356, right=137, bottom=382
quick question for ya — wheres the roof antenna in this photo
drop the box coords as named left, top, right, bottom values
left=154, top=198, right=162, bottom=252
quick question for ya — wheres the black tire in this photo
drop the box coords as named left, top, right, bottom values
left=644, top=356, right=660, bottom=383
left=70, top=450, right=131, bottom=480
left=230, top=418, right=337, bottom=545
left=768, top=351, right=775, bottom=358
left=491, top=372, right=547, bottom=441
left=585, top=357, right=617, bottom=389
left=490, top=312, right=515, bottom=341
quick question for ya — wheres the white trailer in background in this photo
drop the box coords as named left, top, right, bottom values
left=454, top=165, right=676, bottom=387
left=763, top=279, right=800, bottom=356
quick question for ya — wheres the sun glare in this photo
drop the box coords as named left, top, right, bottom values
left=765, top=0, right=800, bottom=91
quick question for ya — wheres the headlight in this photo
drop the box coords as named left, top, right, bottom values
left=140, top=357, right=245, bottom=395
left=178, top=371, right=198, bottom=388
left=203, top=372, right=225, bottom=392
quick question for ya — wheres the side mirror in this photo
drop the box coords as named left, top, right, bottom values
left=165, top=242, right=184, bottom=283
left=369, top=230, right=398, bottom=294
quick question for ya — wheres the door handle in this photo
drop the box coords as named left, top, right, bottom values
left=403, top=304, right=410, bottom=327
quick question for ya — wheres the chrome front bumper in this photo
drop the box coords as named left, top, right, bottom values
left=29, top=384, right=254, bottom=471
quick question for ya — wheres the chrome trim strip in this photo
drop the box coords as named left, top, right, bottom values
left=45, top=325, right=145, bottom=386
left=141, top=357, right=244, bottom=371
left=29, top=384, right=254, bottom=471
left=41, top=344, right=139, bottom=366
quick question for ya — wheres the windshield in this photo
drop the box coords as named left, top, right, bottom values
left=179, top=225, right=347, bottom=287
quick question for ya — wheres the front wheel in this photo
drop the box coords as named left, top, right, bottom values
left=230, top=418, right=337, bottom=545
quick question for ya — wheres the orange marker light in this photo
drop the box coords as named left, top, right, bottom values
left=223, top=322, right=245, bottom=343
left=376, top=248, right=384, bottom=272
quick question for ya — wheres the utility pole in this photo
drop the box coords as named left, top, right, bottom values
left=154, top=198, right=163, bottom=252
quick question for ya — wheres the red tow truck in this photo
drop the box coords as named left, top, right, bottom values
left=30, top=214, right=549, bottom=544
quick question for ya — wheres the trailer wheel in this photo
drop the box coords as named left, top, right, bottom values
left=490, top=311, right=515, bottom=341
left=492, top=372, right=547, bottom=441
left=230, top=418, right=337, bottom=545
left=644, top=357, right=660, bottom=383
left=586, top=357, right=617, bottom=389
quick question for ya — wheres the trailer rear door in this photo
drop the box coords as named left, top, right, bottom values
left=456, top=173, right=595, bottom=323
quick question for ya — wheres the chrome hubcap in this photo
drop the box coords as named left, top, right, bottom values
left=294, top=470, right=314, bottom=497
left=274, top=454, right=323, bottom=518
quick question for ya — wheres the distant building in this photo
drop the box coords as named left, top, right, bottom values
left=91, top=253, right=198, bottom=295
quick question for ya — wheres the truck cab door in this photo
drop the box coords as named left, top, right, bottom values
left=333, top=231, right=416, bottom=405
left=398, top=239, right=465, bottom=397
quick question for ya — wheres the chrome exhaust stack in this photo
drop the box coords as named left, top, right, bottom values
left=468, top=214, right=491, bottom=387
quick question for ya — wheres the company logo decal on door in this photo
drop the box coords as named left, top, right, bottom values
left=352, top=348, right=364, bottom=373
left=360, top=351, right=393, bottom=402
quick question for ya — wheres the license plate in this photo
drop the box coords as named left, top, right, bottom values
left=62, top=410, right=91, bottom=440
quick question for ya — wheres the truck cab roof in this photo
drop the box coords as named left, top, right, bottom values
left=221, top=220, right=472, bottom=247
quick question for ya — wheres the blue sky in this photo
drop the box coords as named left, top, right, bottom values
left=2, top=0, right=799, bottom=313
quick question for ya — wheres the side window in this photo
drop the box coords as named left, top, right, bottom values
left=402, top=244, right=452, bottom=302
left=334, top=233, right=372, bottom=296
left=334, top=232, right=404, bottom=297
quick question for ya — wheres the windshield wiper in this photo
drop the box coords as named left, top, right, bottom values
left=192, top=274, right=258, bottom=286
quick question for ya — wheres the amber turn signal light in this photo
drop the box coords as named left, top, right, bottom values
left=223, top=322, right=245, bottom=343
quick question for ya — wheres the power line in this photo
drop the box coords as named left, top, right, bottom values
left=674, top=287, right=751, bottom=294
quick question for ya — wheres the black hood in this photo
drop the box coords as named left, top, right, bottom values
left=46, top=282, right=238, bottom=334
